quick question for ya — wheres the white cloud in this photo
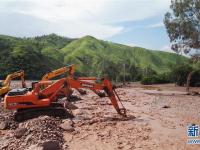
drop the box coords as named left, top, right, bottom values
left=124, top=43, right=137, bottom=47
left=146, top=22, right=164, bottom=28
left=0, top=0, right=171, bottom=38
left=161, top=44, right=175, bottom=53
left=47, top=21, right=124, bottom=39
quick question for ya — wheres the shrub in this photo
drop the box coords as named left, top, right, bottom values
left=190, top=70, right=200, bottom=87
left=141, top=73, right=172, bottom=85
left=141, top=76, right=156, bottom=85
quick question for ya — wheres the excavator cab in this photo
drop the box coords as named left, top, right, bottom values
left=7, top=88, right=29, bottom=96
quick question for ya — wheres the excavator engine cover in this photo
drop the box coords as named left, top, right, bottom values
left=8, top=88, right=28, bottom=96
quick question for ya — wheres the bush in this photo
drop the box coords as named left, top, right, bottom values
left=190, top=70, right=200, bottom=87
left=141, top=73, right=171, bottom=85
left=141, top=76, right=156, bottom=85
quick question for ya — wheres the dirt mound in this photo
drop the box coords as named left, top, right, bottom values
left=0, top=116, right=64, bottom=150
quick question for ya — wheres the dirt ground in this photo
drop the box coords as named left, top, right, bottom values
left=0, top=82, right=200, bottom=150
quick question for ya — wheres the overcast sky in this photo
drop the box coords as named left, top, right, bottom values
left=0, top=0, right=173, bottom=52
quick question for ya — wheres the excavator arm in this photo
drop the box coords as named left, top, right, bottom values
left=3, top=70, right=26, bottom=87
left=39, top=77, right=126, bottom=116
left=67, top=77, right=127, bottom=116
left=0, top=70, right=26, bottom=96
left=41, top=64, right=75, bottom=81
left=41, top=64, right=86, bottom=95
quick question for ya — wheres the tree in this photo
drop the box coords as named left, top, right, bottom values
left=186, top=55, right=200, bottom=91
left=171, top=64, right=193, bottom=86
left=164, top=0, right=200, bottom=54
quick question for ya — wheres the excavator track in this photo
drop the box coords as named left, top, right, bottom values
left=14, top=103, right=74, bottom=122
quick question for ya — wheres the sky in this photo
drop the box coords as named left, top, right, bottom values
left=0, top=0, right=173, bottom=52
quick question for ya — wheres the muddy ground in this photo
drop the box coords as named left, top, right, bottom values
left=0, top=82, right=200, bottom=150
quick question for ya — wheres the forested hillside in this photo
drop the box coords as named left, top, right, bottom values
left=0, top=34, right=72, bottom=79
left=0, top=34, right=188, bottom=80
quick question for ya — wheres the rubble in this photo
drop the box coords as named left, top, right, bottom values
left=0, top=82, right=199, bottom=150
left=0, top=116, right=64, bottom=150
left=25, top=144, right=43, bottom=150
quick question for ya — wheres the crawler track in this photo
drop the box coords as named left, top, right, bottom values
left=14, top=103, right=74, bottom=122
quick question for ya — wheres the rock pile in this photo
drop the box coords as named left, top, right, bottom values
left=0, top=116, right=65, bottom=150
left=0, top=112, right=18, bottom=130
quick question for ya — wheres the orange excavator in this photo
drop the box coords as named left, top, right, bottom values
left=4, top=70, right=126, bottom=122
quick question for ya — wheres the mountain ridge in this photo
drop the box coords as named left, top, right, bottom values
left=0, top=33, right=188, bottom=80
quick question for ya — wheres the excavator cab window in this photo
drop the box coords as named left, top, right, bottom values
left=7, top=88, right=28, bottom=96
left=8, top=88, right=28, bottom=96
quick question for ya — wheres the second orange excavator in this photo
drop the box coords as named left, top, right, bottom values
left=40, top=64, right=105, bottom=97
left=40, top=64, right=87, bottom=96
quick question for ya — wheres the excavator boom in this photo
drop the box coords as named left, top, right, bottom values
left=40, top=64, right=86, bottom=95
left=67, top=77, right=126, bottom=116
left=0, top=70, right=26, bottom=97
left=41, top=65, right=75, bottom=81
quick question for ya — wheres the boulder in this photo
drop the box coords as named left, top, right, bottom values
left=42, top=141, right=60, bottom=150
left=14, top=128, right=27, bottom=138
left=0, top=138, right=10, bottom=149
left=60, top=120, right=75, bottom=132
left=26, top=144, right=43, bottom=150
left=63, top=101, right=78, bottom=110
left=73, top=109, right=84, bottom=115
left=0, top=121, right=8, bottom=130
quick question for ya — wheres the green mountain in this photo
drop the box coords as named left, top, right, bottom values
left=0, top=34, right=72, bottom=79
left=61, top=36, right=187, bottom=80
left=0, top=34, right=188, bottom=80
